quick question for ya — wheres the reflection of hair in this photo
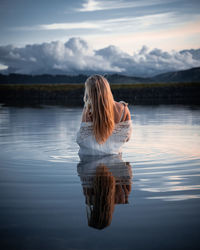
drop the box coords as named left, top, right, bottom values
left=83, top=75, right=115, bottom=144
left=85, top=164, right=115, bottom=230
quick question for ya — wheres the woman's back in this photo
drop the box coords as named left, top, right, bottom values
left=82, top=101, right=131, bottom=123
left=76, top=75, right=132, bottom=156
left=77, top=101, right=132, bottom=156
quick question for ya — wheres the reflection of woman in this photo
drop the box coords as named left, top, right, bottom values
left=77, top=155, right=132, bottom=230
left=76, top=75, right=132, bottom=155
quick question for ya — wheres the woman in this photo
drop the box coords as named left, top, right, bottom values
left=76, top=74, right=132, bottom=155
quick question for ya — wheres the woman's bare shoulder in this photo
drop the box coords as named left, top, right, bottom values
left=115, top=100, right=128, bottom=107
left=114, top=101, right=127, bottom=110
left=114, top=101, right=131, bottom=122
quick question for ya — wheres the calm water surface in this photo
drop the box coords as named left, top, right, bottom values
left=0, top=104, right=200, bottom=250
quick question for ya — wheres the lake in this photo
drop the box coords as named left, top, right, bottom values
left=0, top=104, right=200, bottom=250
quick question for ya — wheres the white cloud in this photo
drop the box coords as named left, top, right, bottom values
left=39, top=22, right=100, bottom=30
left=75, top=0, right=174, bottom=12
left=14, top=12, right=175, bottom=32
left=0, top=37, right=199, bottom=76
left=0, top=38, right=122, bottom=75
left=0, top=64, right=8, bottom=70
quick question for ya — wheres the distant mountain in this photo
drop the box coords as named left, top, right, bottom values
left=152, top=67, right=200, bottom=83
left=0, top=73, right=88, bottom=84
left=104, top=74, right=151, bottom=83
left=0, top=67, right=200, bottom=84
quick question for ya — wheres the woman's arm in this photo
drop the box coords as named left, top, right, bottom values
left=125, top=106, right=131, bottom=121
left=122, top=105, right=131, bottom=121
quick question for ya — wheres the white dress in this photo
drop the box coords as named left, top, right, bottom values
left=76, top=101, right=132, bottom=156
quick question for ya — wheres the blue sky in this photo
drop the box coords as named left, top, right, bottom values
left=1, top=0, right=200, bottom=51
left=0, top=0, right=200, bottom=75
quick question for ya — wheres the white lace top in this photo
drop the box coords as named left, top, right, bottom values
left=76, top=102, right=132, bottom=156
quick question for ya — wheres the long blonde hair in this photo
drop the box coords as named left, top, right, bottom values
left=84, top=75, right=115, bottom=144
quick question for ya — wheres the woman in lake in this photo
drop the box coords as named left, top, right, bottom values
left=76, top=74, right=132, bottom=155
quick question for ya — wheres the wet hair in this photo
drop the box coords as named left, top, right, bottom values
left=84, top=75, right=115, bottom=144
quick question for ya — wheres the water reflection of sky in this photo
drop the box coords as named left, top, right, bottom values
left=0, top=104, right=200, bottom=204
left=0, top=104, right=200, bottom=249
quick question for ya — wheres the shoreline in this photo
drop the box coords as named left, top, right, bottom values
left=0, top=82, right=200, bottom=106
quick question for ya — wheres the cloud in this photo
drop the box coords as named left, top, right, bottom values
left=15, top=12, right=176, bottom=32
left=95, top=45, right=200, bottom=76
left=180, top=49, right=200, bottom=61
left=39, top=22, right=100, bottom=30
left=0, top=37, right=199, bottom=76
left=0, top=38, right=122, bottom=75
left=75, top=0, right=174, bottom=12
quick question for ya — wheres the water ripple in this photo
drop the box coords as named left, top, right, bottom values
left=0, top=105, right=200, bottom=203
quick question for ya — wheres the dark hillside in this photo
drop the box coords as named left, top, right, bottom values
left=0, top=82, right=199, bottom=106
left=0, top=67, right=200, bottom=84
left=152, top=67, right=200, bottom=83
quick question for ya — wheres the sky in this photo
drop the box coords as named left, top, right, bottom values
left=0, top=0, right=200, bottom=76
